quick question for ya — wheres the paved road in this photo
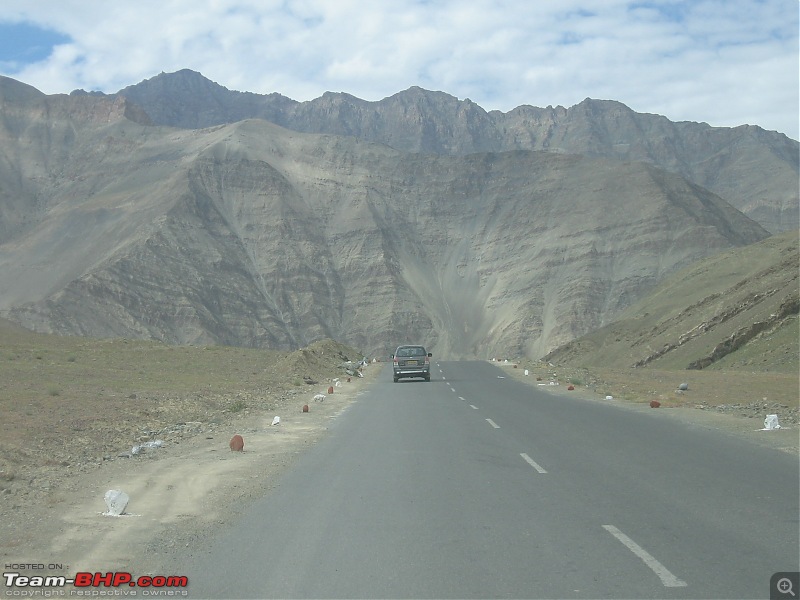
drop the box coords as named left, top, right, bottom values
left=181, top=361, right=799, bottom=599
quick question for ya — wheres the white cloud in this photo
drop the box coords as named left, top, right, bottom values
left=0, top=0, right=797, bottom=138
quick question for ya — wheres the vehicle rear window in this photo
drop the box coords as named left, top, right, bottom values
left=398, top=347, right=425, bottom=357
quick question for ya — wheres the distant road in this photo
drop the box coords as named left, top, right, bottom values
left=182, top=361, right=799, bottom=599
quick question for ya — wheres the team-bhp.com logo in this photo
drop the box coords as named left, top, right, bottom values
left=4, top=571, right=189, bottom=596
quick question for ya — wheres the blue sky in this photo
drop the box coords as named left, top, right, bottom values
left=0, top=0, right=797, bottom=139
left=0, top=21, right=70, bottom=64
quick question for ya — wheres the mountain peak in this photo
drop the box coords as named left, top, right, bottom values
left=0, top=75, right=46, bottom=103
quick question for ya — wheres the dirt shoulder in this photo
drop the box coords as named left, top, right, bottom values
left=496, top=359, right=800, bottom=455
left=1, top=361, right=382, bottom=586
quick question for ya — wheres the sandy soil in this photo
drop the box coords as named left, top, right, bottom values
left=1, top=363, right=379, bottom=591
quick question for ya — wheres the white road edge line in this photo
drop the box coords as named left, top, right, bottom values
left=602, top=525, right=687, bottom=588
left=486, top=418, right=500, bottom=428
left=520, top=453, right=547, bottom=474
left=469, top=405, right=478, bottom=410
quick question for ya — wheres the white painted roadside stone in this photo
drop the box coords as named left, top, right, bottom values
left=103, top=490, right=129, bottom=516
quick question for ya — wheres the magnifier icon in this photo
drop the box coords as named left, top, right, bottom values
left=778, top=577, right=796, bottom=597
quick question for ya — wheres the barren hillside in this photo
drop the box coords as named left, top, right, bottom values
left=544, top=229, right=799, bottom=372
left=0, top=75, right=775, bottom=359
left=113, top=70, right=799, bottom=233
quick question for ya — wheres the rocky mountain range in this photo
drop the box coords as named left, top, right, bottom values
left=104, top=69, right=798, bottom=234
left=0, top=72, right=793, bottom=359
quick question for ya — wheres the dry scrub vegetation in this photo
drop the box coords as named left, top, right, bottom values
left=0, top=318, right=364, bottom=502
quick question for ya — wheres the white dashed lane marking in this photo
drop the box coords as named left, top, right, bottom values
left=602, top=525, right=687, bottom=588
left=486, top=418, right=500, bottom=429
left=520, top=453, right=548, bottom=474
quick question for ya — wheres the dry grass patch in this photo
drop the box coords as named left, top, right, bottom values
left=0, top=319, right=362, bottom=491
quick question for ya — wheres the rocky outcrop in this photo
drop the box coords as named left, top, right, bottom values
left=687, top=294, right=799, bottom=370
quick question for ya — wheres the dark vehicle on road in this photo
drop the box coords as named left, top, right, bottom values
left=392, top=345, right=432, bottom=382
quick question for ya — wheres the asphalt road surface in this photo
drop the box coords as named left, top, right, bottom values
left=181, top=361, right=799, bottom=599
